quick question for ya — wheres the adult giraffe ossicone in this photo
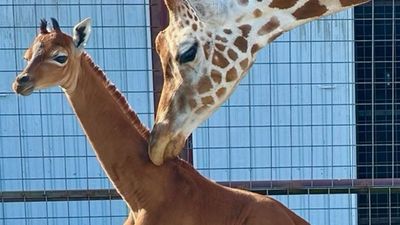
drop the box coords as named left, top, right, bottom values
left=149, top=0, right=371, bottom=165
left=13, top=18, right=310, bottom=225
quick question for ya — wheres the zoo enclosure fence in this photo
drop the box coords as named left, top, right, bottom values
left=0, top=0, right=399, bottom=225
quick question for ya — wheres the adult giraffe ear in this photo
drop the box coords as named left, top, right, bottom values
left=73, top=18, right=92, bottom=49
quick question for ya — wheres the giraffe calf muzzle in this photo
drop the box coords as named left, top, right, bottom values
left=17, top=74, right=31, bottom=83
left=13, top=74, right=35, bottom=96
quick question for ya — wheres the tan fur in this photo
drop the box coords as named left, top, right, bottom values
left=149, top=0, right=371, bottom=166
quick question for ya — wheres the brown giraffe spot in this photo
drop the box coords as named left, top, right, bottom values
left=211, top=70, right=222, bottom=84
left=189, top=99, right=197, bottom=109
left=251, top=44, right=261, bottom=55
left=195, top=105, right=209, bottom=114
left=257, top=16, right=280, bottom=36
left=228, top=49, right=238, bottom=61
left=239, top=24, right=252, bottom=38
left=234, top=36, right=248, bottom=53
left=177, top=94, right=186, bottom=112
left=216, top=35, right=228, bottom=43
left=269, top=0, right=297, bottom=9
left=268, top=31, right=284, bottom=43
left=226, top=67, right=238, bottom=82
left=201, top=96, right=215, bottom=105
left=203, top=42, right=211, bottom=60
left=187, top=12, right=193, bottom=19
left=192, top=24, right=198, bottom=31
left=253, top=9, right=263, bottom=18
left=215, top=43, right=226, bottom=52
left=238, top=0, right=249, bottom=6
left=223, top=29, right=232, bottom=34
left=207, top=32, right=212, bottom=38
left=292, top=0, right=328, bottom=20
left=340, top=0, right=368, bottom=7
left=197, top=76, right=213, bottom=94
left=212, top=50, right=230, bottom=68
left=240, top=59, right=249, bottom=70
left=216, top=88, right=226, bottom=98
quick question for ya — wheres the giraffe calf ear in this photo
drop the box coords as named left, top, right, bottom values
left=73, top=18, right=92, bottom=49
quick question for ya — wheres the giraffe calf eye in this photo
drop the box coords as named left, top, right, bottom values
left=176, top=42, right=198, bottom=64
left=54, top=55, right=68, bottom=64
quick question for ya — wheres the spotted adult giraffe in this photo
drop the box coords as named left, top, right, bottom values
left=12, top=18, right=309, bottom=225
left=149, top=0, right=371, bottom=165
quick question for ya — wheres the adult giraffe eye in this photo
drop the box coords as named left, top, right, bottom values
left=176, top=42, right=198, bottom=64
left=54, top=55, right=68, bottom=64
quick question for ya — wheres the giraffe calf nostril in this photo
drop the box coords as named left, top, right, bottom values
left=18, top=75, right=30, bottom=83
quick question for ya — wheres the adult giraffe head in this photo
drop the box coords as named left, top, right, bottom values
left=13, top=18, right=91, bottom=96
left=149, top=0, right=371, bottom=165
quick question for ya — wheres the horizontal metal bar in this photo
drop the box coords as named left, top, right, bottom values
left=1, top=179, right=400, bottom=203
left=220, top=178, right=400, bottom=189
left=221, top=178, right=400, bottom=196
left=1, top=189, right=121, bottom=202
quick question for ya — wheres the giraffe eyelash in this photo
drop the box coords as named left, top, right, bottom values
left=48, top=52, right=69, bottom=65
left=176, top=41, right=199, bottom=64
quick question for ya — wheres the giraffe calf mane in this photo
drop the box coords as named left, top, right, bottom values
left=82, top=52, right=150, bottom=140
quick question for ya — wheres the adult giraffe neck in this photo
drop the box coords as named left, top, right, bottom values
left=64, top=53, right=158, bottom=210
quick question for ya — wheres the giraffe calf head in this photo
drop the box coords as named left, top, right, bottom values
left=13, top=18, right=92, bottom=96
